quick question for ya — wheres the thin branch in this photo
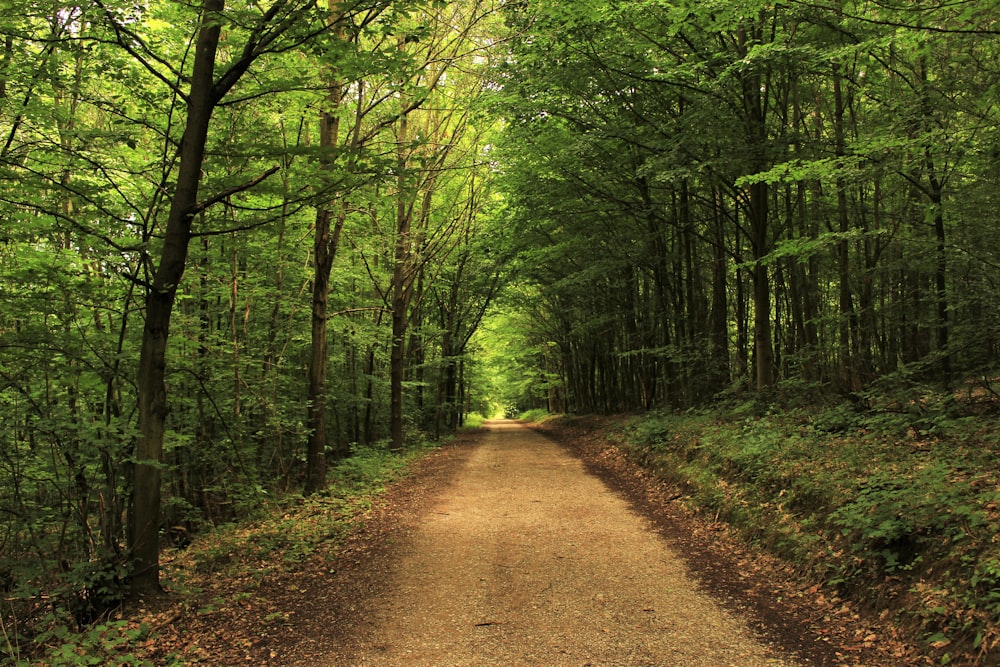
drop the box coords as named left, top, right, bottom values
left=188, top=165, right=280, bottom=215
left=92, top=0, right=189, bottom=100
left=331, top=307, right=392, bottom=317
left=787, top=0, right=1000, bottom=35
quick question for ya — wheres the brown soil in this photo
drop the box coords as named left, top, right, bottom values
left=136, top=419, right=922, bottom=666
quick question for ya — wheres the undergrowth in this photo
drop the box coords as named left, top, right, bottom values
left=463, top=412, right=488, bottom=429
left=168, top=440, right=430, bottom=581
left=518, top=408, right=553, bottom=423
left=12, top=439, right=436, bottom=666
left=610, top=395, right=1000, bottom=664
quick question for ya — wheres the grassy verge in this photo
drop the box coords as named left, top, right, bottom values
left=17, top=440, right=437, bottom=666
left=518, top=408, right=554, bottom=423
left=604, top=398, right=1000, bottom=665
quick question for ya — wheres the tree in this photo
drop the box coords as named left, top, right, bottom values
left=0, top=0, right=511, bottom=634
left=382, top=0, right=497, bottom=449
left=130, top=0, right=324, bottom=593
left=488, top=0, right=1000, bottom=412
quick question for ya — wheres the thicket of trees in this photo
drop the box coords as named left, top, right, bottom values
left=0, top=0, right=508, bottom=633
left=493, top=0, right=1000, bottom=414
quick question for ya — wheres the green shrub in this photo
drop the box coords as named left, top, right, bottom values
left=463, top=412, right=487, bottom=429
left=518, top=408, right=551, bottom=423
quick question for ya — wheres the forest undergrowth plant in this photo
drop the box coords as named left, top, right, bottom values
left=176, top=439, right=433, bottom=578
left=518, top=408, right=551, bottom=423
left=463, top=412, right=487, bottom=429
left=609, top=396, right=1000, bottom=662
left=17, top=439, right=439, bottom=666
left=11, top=617, right=159, bottom=667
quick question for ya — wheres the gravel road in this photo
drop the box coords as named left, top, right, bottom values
left=331, top=420, right=800, bottom=667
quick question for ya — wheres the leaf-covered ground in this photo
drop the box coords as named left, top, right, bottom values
left=531, top=415, right=923, bottom=667
left=533, top=399, right=1000, bottom=667
left=17, top=440, right=453, bottom=666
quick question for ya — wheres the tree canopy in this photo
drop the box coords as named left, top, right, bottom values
left=491, top=0, right=1000, bottom=411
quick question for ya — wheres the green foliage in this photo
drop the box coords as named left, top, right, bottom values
left=469, top=300, right=560, bottom=416
left=7, top=0, right=1000, bottom=660
left=462, top=412, right=487, bottom=429
left=517, top=408, right=551, bottom=423
left=17, top=437, right=438, bottom=664
left=613, top=397, right=1000, bottom=661
left=176, top=439, right=432, bottom=578
left=329, top=441, right=427, bottom=495
left=829, top=464, right=985, bottom=574
left=491, top=0, right=1000, bottom=414
left=25, top=618, right=159, bottom=667
left=0, top=0, right=506, bottom=653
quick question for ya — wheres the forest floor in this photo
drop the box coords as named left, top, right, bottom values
left=124, top=418, right=922, bottom=666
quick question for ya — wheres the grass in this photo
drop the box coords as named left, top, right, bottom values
left=605, top=396, right=1000, bottom=664
left=518, top=408, right=553, bottom=423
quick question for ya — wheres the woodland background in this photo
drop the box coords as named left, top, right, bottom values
left=3, top=0, right=1000, bottom=662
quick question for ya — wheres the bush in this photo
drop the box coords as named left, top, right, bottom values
left=463, top=412, right=487, bottom=429
left=518, top=408, right=551, bottom=423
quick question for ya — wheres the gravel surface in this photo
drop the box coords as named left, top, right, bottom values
left=328, top=420, right=799, bottom=667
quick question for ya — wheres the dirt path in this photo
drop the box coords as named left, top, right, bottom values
left=324, top=420, right=799, bottom=666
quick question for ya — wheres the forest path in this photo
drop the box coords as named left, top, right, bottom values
left=319, top=420, right=799, bottom=667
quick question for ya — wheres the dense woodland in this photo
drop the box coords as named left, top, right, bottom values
left=495, top=0, right=1000, bottom=415
left=0, top=0, right=509, bottom=636
left=3, top=0, right=1000, bottom=656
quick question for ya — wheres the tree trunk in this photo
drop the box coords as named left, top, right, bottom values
left=833, top=65, right=860, bottom=392
left=131, top=0, right=224, bottom=594
left=709, top=190, right=730, bottom=392
left=305, top=16, right=348, bottom=493
left=928, top=176, right=951, bottom=387
left=305, top=206, right=334, bottom=493
left=739, top=21, right=774, bottom=390
left=390, top=102, right=411, bottom=450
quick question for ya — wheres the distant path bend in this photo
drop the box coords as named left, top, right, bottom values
left=330, top=420, right=799, bottom=667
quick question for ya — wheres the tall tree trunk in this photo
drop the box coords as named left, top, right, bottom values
left=927, top=166, right=951, bottom=387
left=306, top=17, right=348, bottom=494
left=833, top=63, right=860, bottom=392
left=131, top=0, right=224, bottom=594
left=306, top=205, right=335, bottom=492
left=750, top=187, right=774, bottom=390
left=739, top=21, right=774, bottom=390
left=915, top=56, right=950, bottom=386
left=410, top=268, right=426, bottom=428
left=709, top=188, right=730, bottom=392
left=390, top=102, right=411, bottom=450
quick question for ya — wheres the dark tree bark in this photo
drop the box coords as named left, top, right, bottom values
left=305, top=15, right=352, bottom=494
left=833, top=62, right=861, bottom=392
left=738, top=20, right=775, bottom=390
left=130, top=0, right=293, bottom=592
left=132, top=0, right=225, bottom=594
left=390, top=104, right=411, bottom=451
left=709, top=189, right=731, bottom=391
